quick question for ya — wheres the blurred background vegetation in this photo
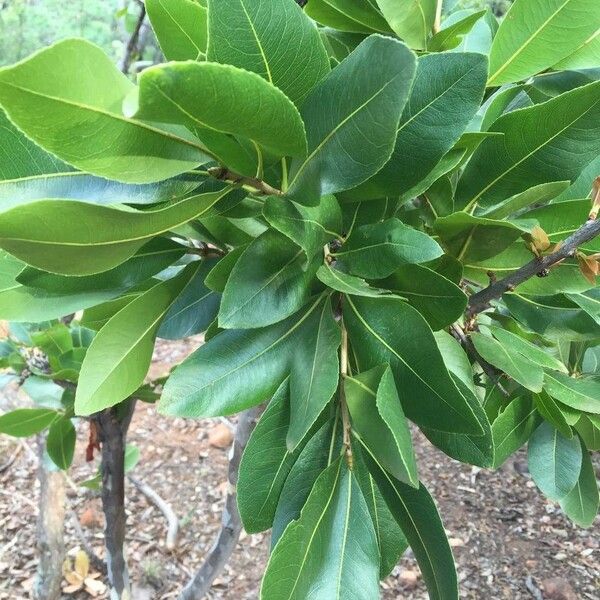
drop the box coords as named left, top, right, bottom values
left=0, top=0, right=513, bottom=68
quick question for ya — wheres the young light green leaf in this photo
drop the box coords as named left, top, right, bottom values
left=345, top=365, right=418, bottom=487
left=146, top=0, right=208, bottom=60
left=528, top=421, right=583, bottom=501
left=207, top=0, right=330, bottom=106
left=261, top=459, right=380, bottom=600
left=46, top=417, right=76, bottom=470
left=487, top=0, right=600, bottom=86
left=375, top=0, right=436, bottom=50
left=544, top=372, right=600, bottom=414
left=0, top=39, right=210, bottom=183
left=288, top=35, right=416, bottom=205
left=334, top=218, right=443, bottom=279
left=553, top=29, right=600, bottom=70
left=559, top=445, right=599, bottom=528
left=316, top=264, right=392, bottom=298
left=0, top=408, right=57, bottom=437
left=219, top=230, right=319, bottom=329
left=457, top=81, right=600, bottom=210
left=130, top=61, right=307, bottom=159
left=344, top=295, right=483, bottom=435
left=428, top=10, right=487, bottom=52
left=0, top=189, right=229, bottom=275
left=75, top=265, right=200, bottom=416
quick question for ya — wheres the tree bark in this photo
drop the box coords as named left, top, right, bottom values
left=33, top=435, right=66, bottom=600
left=179, top=407, right=261, bottom=600
left=94, top=401, right=136, bottom=600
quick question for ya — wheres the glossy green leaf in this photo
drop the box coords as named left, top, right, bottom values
left=203, top=246, right=246, bottom=293
left=362, top=439, right=459, bottom=600
left=130, top=61, right=307, bottom=159
left=207, top=0, right=330, bottom=106
left=238, top=380, right=301, bottom=533
left=288, top=35, right=416, bottom=204
left=345, top=365, right=418, bottom=486
left=344, top=295, right=482, bottom=434
left=0, top=408, right=57, bottom=437
left=566, top=290, right=600, bottom=325
left=75, top=265, right=199, bottom=415
left=559, top=445, right=599, bottom=527
left=316, top=264, right=392, bottom=298
left=306, top=0, right=391, bottom=35
left=457, top=81, right=600, bottom=210
left=146, top=0, right=207, bottom=60
left=262, top=459, right=380, bottom=600
left=158, top=260, right=219, bottom=339
left=219, top=230, right=319, bottom=329
left=379, top=0, right=437, bottom=49
left=288, top=299, right=340, bottom=450
left=554, top=29, right=600, bottom=70
left=380, top=265, right=467, bottom=330
left=528, top=421, right=583, bottom=501
left=334, top=218, right=443, bottom=279
left=263, top=194, right=342, bottom=259
left=575, top=415, right=600, bottom=450
left=472, top=332, right=544, bottom=392
left=492, top=395, right=541, bottom=468
left=487, top=0, right=599, bottom=86
left=0, top=188, right=229, bottom=275
left=346, top=52, right=488, bottom=200
left=428, top=11, right=487, bottom=52
left=544, top=372, right=600, bottom=414
left=0, top=39, right=209, bottom=183
left=534, top=391, right=573, bottom=439
left=46, top=417, right=76, bottom=470
left=160, top=296, right=332, bottom=417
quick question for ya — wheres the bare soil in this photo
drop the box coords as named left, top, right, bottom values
left=1, top=339, right=598, bottom=600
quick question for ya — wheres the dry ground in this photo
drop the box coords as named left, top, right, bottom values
left=0, top=339, right=598, bottom=600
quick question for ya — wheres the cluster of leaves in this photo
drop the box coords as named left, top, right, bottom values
left=0, top=0, right=599, bottom=598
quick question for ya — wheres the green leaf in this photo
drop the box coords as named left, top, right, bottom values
left=262, top=459, right=380, bottom=600
left=263, top=194, right=342, bottom=259
left=356, top=52, right=488, bottom=199
left=528, top=421, right=583, bottom=501
left=0, top=108, right=69, bottom=181
left=544, top=372, right=600, bottom=414
left=575, top=415, right=600, bottom=450
left=0, top=188, right=230, bottom=275
left=491, top=395, right=541, bottom=468
left=46, top=417, right=76, bottom=470
left=207, top=0, right=330, bottom=106
left=554, top=30, right=600, bottom=70
left=566, top=290, right=600, bottom=325
left=75, top=265, right=199, bottom=416
left=146, top=0, right=207, bottom=60
left=218, top=230, right=319, bottom=329
left=124, top=443, right=140, bottom=472
left=158, top=260, right=220, bottom=339
left=559, top=445, right=599, bottom=527
left=345, top=365, right=418, bottom=486
left=344, top=295, right=483, bottom=435
left=287, top=299, right=340, bottom=450
left=160, top=295, right=331, bottom=417
left=238, top=380, right=302, bottom=533
left=130, top=61, right=307, bottom=159
left=428, top=10, right=487, bottom=52
left=334, top=218, right=443, bottom=279
left=534, top=391, right=573, bottom=439
left=0, top=408, right=57, bottom=437
left=375, top=0, right=436, bottom=50
left=0, top=39, right=209, bottom=183
left=306, top=0, right=392, bottom=35
left=380, top=265, right=467, bottom=330
left=316, top=264, right=392, bottom=298
left=204, top=246, right=246, bottom=293
left=361, top=439, right=459, bottom=600
left=472, top=332, right=544, bottom=392
left=487, top=0, right=600, bottom=86
left=272, top=421, right=334, bottom=546
left=287, top=35, right=416, bottom=204
left=457, top=81, right=600, bottom=210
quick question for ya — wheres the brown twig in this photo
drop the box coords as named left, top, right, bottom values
left=208, top=166, right=283, bottom=196
left=128, top=475, right=179, bottom=551
left=467, top=217, right=600, bottom=318
left=119, top=1, right=146, bottom=75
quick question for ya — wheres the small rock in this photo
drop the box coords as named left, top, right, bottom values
left=449, top=537, right=464, bottom=548
left=398, top=569, right=420, bottom=589
left=208, top=423, right=234, bottom=448
left=541, top=577, right=578, bottom=600
left=554, top=552, right=567, bottom=561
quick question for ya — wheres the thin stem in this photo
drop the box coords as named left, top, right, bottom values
left=281, top=158, right=289, bottom=193
left=208, top=166, right=283, bottom=197
left=339, top=322, right=353, bottom=467
left=253, top=141, right=264, bottom=180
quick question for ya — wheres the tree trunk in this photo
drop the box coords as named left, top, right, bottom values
left=33, top=435, right=66, bottom=600
left=95, top=401, right=136, bottom=600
